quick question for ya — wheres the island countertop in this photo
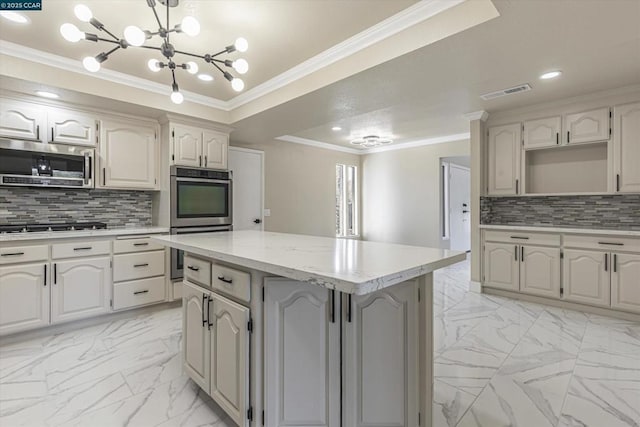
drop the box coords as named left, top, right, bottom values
left=153, top=230, right=466, bottom=295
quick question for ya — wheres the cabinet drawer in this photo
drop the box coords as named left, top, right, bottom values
left=113, top=251, right=165, bottom=282
left=184, top=255, right=211, bottom=287
left=0, top=245, right=48, bottom=265
left=114, top=237, right=166, bottom=254
left=484, top=230, right=560, bottom=246
left=113, top=276, right=165, bottom=310
left=51, top=240, right=111, bottom=259
left=563, top=235, right=640, bottom=252
left=211, top=264, right=251, bottom=303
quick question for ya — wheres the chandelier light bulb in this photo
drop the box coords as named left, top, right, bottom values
left=124, top=25, right=146, bottom=46
left=186, top=61, right=199, bottom=74
left=171, top=90, right=184, bottom=104
left=232, top=58, right=249, bottom=75
left=181, top=16, right=200, bottom=37
left=231, top=78, right=245, bottom=92
left=234, top=37, right=248, bottom=53
left=60, top=23, right=84, bottom=42
left=74, top=4, right=93, bottom=22
left=148, top=59, right=161, bottom=72
left=82, top=56, right=101, bottom=72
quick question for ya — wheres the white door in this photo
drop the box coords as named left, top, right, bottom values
left=182, top=280, right=210, bottom=393
left=0, top=100, right=45, bottom=141
left=564, top=107, right=610, bottom=144
left=488, top=123, right=522, bottom=195
left=519, top=245, right=561, bottom=298
left=100, top=120, right=157, bottom=189
left=523, top=116, right=561, bottom=149
left=483, top=242, right=519, bottom=291
left=344, top=281, right=419, bottom=427
left=563, top=249, right=611, bottom=307
left=51, top=257, right=111, bottom=324
left=449, top=164, right=470, bottom=252
left=48, top=110, right=96, bottom=146
left=173, top=125, right=202, bottom=167
left=0, top=263, right=49, bottom=335
left=613, top=102, right=640, bottom=193
left=611, top=253, right=640, bottom=314
left=228, top=148, right=264, bottom=230
left=210, top=293, right=250, bottom=427
left=264, top=278, right=340, bottom=427
left=203, top=131, right=228, bottom=169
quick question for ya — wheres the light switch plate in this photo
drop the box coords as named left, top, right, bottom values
left=263, top=209, right=271, bottom=217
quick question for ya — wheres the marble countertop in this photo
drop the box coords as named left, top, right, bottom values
left=480, top=224, right=640, bottom=237
left=152, top=230, right=466, bottom=295
left=0, top=226, right=170, bottom=242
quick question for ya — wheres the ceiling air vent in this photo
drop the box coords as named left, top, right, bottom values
left=480, top=84, right=532, bottom=100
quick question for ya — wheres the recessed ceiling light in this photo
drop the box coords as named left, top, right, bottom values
left=332, top=126, right=342, bottom=131
left=0, top=11, right=29, bottom=24
left=540, top=70, right=562, bottom=80
left=35, top=91, right=60, bottom=99
left=197, top=73, right=213, bottom=82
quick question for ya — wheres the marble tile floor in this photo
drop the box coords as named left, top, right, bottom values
left=0, top=259, right=638, bottom=427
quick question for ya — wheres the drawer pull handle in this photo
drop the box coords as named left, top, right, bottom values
left=187, top=265, right=200, bottom=272
left=510, top=236, right=529, bottom=240
left=74, top=247, right=92, bottom=251
left=598, top=242, right=624, bottom=246
left=134, top=263, right=149, bottom=268
left=1, top=252, right=25, bottom=257
left=133, top=242, right=149, bottom=247
left=217, top=276, right=233, bottom=284
left=134, top=290, right=149, bottom=295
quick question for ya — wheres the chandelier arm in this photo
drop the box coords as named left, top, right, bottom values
left=98, top=26, right=120, bottom=42
left=210, top=49, right=230, bottom=58
left=104, top=45, right=121, bottom=57
left=149, top=3, right=164, bottom=31
left=173, top=49, right=205, bottom=60
left=171, top=68, right=178, bottom=86
left=166, top=1, right=170, bottom=42
left=138, top=45, right=163, bottom=52
left=96, top=37, right=121, bottom=44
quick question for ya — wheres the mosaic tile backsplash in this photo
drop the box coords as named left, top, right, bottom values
left=0, top=187, right=153, bottom=227
left=481, top=195, right=640, bottom=230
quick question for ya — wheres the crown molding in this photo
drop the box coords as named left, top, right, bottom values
left=464, top=110, right=489, bottom=122
left=275, top=135, right=362, bottom=155
left=0, top=40, right=231, bottom=111
left=226, top=0, right=466, bottom=109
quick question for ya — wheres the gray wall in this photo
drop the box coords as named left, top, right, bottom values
left=0, top=188, right=153, bottom=227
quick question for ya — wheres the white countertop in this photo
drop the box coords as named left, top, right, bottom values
left=152, top=231, right=466, bottom=295
left=480, top=224, right=640, bottom=237
left=0, top=226, right=170, bottom=242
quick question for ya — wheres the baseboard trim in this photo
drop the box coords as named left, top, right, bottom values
left=483, top=287, right=640, bottom=322
left=469, top=280, right=482, bottom=293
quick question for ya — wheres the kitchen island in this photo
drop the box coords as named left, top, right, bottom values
left=153, top=230, right=465, bottom=427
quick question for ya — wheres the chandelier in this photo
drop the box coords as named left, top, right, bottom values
left=60, top=0, right=249, bottom=104
left=350, top=135, right=393, bottom=148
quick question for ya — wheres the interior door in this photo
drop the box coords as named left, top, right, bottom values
left=449, top=164, right=471, bottom=252
left=228, top=148, right=264, bottom=230
left=182, top=280, right=210, bottom=393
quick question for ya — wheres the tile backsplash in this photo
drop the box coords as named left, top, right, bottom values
left=481, top=194, right=640, bottom=230
left=0, top=187, right=153, bottom=227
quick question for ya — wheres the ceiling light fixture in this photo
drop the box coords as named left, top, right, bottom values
left=60, top=0, right=249, bottom=104
left=0, top=11, right=29, bottom=24
left=350, top=135, right=393, bottom=148
left=332, top=126, right=342, bottom=131
left=35, top=91, right=60, bottom=99
left=540, top=70, right=562, bottom=80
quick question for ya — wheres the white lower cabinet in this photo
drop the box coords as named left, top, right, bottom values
left=52, top=257, right=111, bottom=324
left=610, top=253, right=640, bottom=313
left=0, top=263, right=49, bottom=335
left=484, top=242, right=519, bottom=291
left=563, top=249, right=611, bottom=307
left=183, top=280, right=210, bottom=392
left=343, top=281, right=419, bottom=427
left=520, top=246, right=561, bottom=298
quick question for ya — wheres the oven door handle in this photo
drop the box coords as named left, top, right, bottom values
left=175, top=177, right=231, bottom=185
left=174, top=226, right=232, bottom=234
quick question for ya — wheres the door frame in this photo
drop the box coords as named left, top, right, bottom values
left=441, top=160, right=471, bottom=250
left=228, top=146, right=265, bottom=231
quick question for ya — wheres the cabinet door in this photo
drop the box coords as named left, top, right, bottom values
left=100, top=120, right=157, bottom=189
left=519, top=245, right=561, bottom=298
left=203, top=130, right=228, bottom=169
left=488, top=123, right=521, bottom=195
left=52, top=257, right=111, bottom=324
left=173, top=125, right=202, bottom=167
left=0, top=100, right=45, bottom=141
left=611, top=253, right=640, bottom=313
left=523, top=116, right=561, bottom=149
left=563, top=249, right=610, bottom=307
left=564, top=107, right=610, bottom=144
left=48, top=110, right=96, bottom=146
left=484, top=242, right=519, bottom=291
left=182, top=280, right=210, bottom=393
left=344, top=281, right=419, bottom=427
left=264, top=278, right=340, bottom=427
left=209, top=293, right=250, bottom=427
left=0, top=263, right=49, bottom=335
left=613, top=102, right=640, bottom=193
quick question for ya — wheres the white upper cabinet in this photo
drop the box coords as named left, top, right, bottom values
left=523, top=116, right=561, bottom=149
left=0, top=100, right=46, bottom=141
left=611, top=253, right=640, bottom=314
left=203, top=130, right=228, bottom=170
left=0, top=263, right=49, bottom=335
left=563, top=107, right=610, bottom=145
left=99, top=119, right=157, bottom=190
left=173, top=125, right=202, bottom=167
left=488, top=123, right=522, bottom=195
left=48, top=109, right=96, bottom=146
left=613, top=102, right=640, bottom=193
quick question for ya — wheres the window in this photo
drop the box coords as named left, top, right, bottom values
left=336, top=164, right=358, bottom=237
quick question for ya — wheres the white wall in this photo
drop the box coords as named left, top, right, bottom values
left=361, top=139, right=470, bottom=248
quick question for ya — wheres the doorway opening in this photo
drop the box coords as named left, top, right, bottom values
left=441, top=156, right=471, bottom=252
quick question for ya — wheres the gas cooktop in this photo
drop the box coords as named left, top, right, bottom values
left=0, top=222, right=108, bottom=233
